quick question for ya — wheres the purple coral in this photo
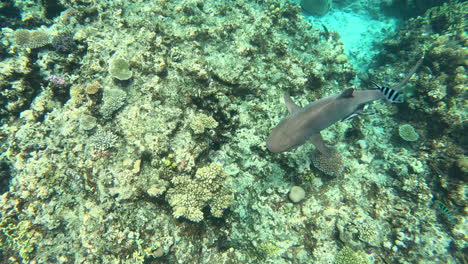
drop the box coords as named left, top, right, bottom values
left=51, top=33, right=76, bottom=54
left=48, top=75, right=67, bottom=87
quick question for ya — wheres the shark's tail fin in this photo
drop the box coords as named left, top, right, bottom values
left=392, top=55, right=424, bottom=91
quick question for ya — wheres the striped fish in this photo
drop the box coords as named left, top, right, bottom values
left=371, top=81, right=404, bottom=103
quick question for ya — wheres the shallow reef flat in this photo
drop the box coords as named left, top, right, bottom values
left=0, top=0, right=466, bottom=263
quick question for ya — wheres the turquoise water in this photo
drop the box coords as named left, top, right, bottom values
left=0, top=0, right=466, bottom=263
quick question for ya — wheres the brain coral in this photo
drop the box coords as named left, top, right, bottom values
left=311, top=148, right=344, bottom=176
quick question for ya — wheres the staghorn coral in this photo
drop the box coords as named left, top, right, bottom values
left=166, top=163, right=233, bottom=222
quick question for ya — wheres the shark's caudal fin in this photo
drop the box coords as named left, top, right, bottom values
left=392, top=55, right=424, bottom=91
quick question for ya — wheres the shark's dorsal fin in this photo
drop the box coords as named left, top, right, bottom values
left=339, top=88, right=354, bottom=98
left=283, top=93, right=301, bottom=114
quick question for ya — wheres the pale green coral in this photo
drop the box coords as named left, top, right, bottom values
left=0, top=220, right=41, bottom=262
left=109, top=57, right=133, bottom=81
left=14, top=29, right=50, bottom=49
left=100, top=88, right=127, bottom=119
left=335, top=247, right=370, bottom=264
left=189, top=113, right=218, bottom=134
left=398, top=124, right=419, bottom=142
left=166, top=163, right=233, bottom=222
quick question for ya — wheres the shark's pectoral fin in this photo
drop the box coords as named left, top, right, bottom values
left=284, top=93, right=301, bottom=114
left=342, top=112, right=360, bottom=122
left=342, top=107, right=368, bottom=121
left=310, top=133, right=332, bottom=155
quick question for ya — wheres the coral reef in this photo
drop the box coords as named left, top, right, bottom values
left=0, top=0, right=465, bottom=263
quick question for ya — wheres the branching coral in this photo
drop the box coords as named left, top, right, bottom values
left=335, top=247, right=370, bottom=264
left=166, top=163, right=233, bottom=222
left=189, top=113, right=218, bottom=134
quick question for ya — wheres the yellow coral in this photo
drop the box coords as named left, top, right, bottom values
left=166, top=163, right=233, bottom=222
left=15, top=29, right=50, bottom=49
left=189, top=113, right=218, bottom=134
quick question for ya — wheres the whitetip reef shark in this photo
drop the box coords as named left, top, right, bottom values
left=267, top=57, right=424, bottom=154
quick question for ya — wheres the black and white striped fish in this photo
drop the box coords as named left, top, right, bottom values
left=371, top=81, right=404, bottom=103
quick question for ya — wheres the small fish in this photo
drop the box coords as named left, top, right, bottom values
left=371, top=81, right=404, bottom=103
left=370, top=55, right=425, bottom=103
